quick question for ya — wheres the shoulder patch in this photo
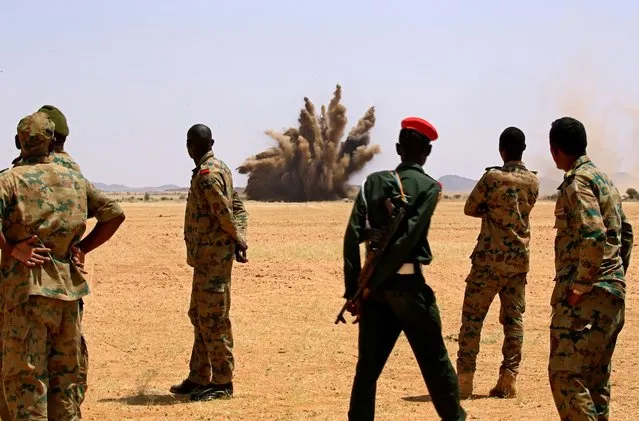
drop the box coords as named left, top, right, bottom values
left=199, top=168, right=210, bottom=175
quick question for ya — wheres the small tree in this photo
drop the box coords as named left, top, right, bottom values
left=144, top=192, right=150, bottom=202
left=626, top=188, right=639, bottom=200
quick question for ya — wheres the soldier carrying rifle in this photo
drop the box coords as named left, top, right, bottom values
left=338, top=117, right=466, bottom=421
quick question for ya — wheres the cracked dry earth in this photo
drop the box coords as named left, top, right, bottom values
left=78, top=201, right=639, bottom=420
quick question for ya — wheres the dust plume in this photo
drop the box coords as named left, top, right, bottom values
left=238, top=85, right=380, bottom=201
left=530, top=53, right=639, bottom=192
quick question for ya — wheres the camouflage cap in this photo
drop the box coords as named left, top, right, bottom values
left=17, top=111, right=55, bottom=154
left=38, top=105, right=69, bottom=136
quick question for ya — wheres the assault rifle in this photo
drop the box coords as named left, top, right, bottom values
left=335, top=197, right=408, bottom=324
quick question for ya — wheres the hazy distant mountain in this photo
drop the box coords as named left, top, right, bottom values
left=611, top=172, right=639, bottom=192
left=92, top=182, right=184, bottom=193
left=438, top=174, right=562, bottom=196
left=437, top=175, right=477, bottom=193
left=90, top=171, right=639, bottom=195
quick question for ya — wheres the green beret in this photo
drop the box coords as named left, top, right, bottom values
left=38, top=105, right=69, bottom=136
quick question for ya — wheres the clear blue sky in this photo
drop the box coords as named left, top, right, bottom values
left=2, top=0, right=639, bottom=188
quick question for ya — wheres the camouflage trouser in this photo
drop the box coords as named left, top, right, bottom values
left=187, top=262, right=234, bottom=386
left=0, top=311, right=10, bottom=421
left=0, top=303, right=87, bottom=419
left=2, top=296, right=83, bottom=421
left=548, top=287, right=625, bottom=421
left=456, top=266, right=526, bottom=375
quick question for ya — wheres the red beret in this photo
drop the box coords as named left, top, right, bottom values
left=401, top=117, right=438, bottom=141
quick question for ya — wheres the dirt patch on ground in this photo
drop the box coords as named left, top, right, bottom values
left=79, top=201, right=639, bottom=420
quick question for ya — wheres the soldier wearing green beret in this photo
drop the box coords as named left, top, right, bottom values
left=0, top=112, right=125, bottom=419
left=6, top=106, right=90, bottom=407
left=12, top=105, right=82, bottom=172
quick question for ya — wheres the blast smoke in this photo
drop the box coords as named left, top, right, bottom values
left=238, top=85, right=380, bottom=201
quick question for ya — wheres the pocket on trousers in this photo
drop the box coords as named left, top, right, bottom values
left=2, top=309, right=35, bottom=378
left=549, top=313, right=592, bottom=373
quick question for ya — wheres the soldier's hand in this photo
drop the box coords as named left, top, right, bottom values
left=10, top=235, right=51, bottom=267
left=71, top=246, right=88, bottom=274
left=235, top=242, right=248, bottom=263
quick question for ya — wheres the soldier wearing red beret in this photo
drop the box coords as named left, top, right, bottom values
left=341, top=117, right=466, bottom=420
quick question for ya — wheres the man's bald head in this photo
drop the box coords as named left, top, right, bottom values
left=186, top=123, right=214, bottom=161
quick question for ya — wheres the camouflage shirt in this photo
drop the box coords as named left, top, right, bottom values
left=184, top=151, right=247, bottom=268
left=552, top=155, right=633, bottom=302
left=0, top=156, right=124, bottom=312
left=464, top=161, right=539, bottom=274
left=14, top=151, right=82, bottom=172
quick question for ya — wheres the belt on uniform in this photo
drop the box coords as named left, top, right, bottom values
left=397, top=262, right=422, bottom=275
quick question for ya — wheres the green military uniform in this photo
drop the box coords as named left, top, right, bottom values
left=183, top=150, right=247, bottom=393
left=456, top=161, right=539, bottom=388
left=0, top=112, right=124, bottom=420
left=344, top=163, right=466, bottom=421
left=549, top=155, right=632, bottom=421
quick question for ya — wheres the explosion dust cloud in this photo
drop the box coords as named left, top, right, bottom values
left=238, top=85, right=380, bottom=201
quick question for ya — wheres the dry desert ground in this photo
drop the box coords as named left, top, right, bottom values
left=78, top=200, right=639, bottom=420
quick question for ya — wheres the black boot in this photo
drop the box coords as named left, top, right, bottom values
left=190, top=382, right=233, bottom=401
left=170, top=379, right=209, bottom=395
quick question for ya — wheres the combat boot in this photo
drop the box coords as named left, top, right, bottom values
left=489, top=368, right=517, bottom=398
left=170, top=379, right=209, bottom=395
left=457, top=372, right=473, bottom=399
left=190, top=382, right=233, bottom=401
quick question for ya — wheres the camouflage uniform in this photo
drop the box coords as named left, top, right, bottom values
left=0, top=112, right=124, bottom=420
left=549, top=155, right=632, bottom=421
left=184, top=151, right=247, bottom=388
left=13, top=151, right=82, bottom=173
left=7, top=117, right=88, bottom=410
left=456, top=162, right=539, bottom=381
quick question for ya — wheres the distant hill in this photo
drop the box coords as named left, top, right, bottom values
left=437, top=175, right=477, bottom=193
left=93, top=183, right=184, bottom=193
left=611, top=172, right=639, bottom=192
left=439, top=174, right=561, bottom=196
left=91, top=171, right=639, bottom=196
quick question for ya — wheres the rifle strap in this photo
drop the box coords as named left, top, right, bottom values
left=392, top=171, right=408, bottom=204
left=360, top=170, right=407, bottom=231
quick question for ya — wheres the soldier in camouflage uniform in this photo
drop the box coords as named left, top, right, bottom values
left=455, top=127, right=539, bottom=399
left=6, top=105, right=90, bottom=410
left=547, top=117, right=632, bottom=421
left=171, top=123, right=248, bottom=402
left=0, top=112, right=125, bottom=420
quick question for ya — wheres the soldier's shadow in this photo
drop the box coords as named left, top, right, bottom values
left=99, top=393, right=189, bottom=406
left=403, top=394, right=492, bottom=403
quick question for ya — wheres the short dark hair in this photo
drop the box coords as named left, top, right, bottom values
left=398, top=128, right=431, bottom=158
left=499, top=127, right=526, bottom=159
left=549, top=117, right=587, bottom=156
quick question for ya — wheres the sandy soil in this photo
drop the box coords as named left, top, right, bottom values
left=78, top=201, right=639, bottom=420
